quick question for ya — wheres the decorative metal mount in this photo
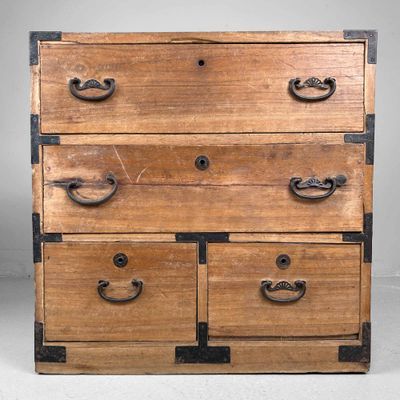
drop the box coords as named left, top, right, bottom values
left=260, top=280, right=306, bottom=303
left=338, top=322, right=371, bottom=363
left=343, top=213, right=373, bottom=263
left=343, top=30, right=378, bottom=64
left=290, top=175, right=347, bottom=200
left=289, top=77, right=336, bottom=102
left=69, top=78, right=116, bottom=101
left=175, top=232, right=229, bottom=264
left=344, top=114, right=375, bottom=165
left=29, top=31, right=62, bottom=65
left=35, top=322, right=66, bottom=363
left=32, top=213, right=62, bottom=263
left=175, top=322, right=230, bottom=364
left=31, top=114, right=60, bottom=164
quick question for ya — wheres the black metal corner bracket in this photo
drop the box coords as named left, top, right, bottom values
left=343, top=30, right=377, bottom=64
left=31, top=114, right=60, bottom=164
left=35, top=321, right=66, bottom=363
left=344, top=114, right=375, bottom=165
left=175, top=322, right=230, bottom=364
left=30, top=31, right=61, bottom=66
left=175, top=233, right=229, bottom=264
left=32, top=213, right=62, bottom=263
left=343, top=213, right=373, bottom=263
left=338, top=322, right=371, bottom=363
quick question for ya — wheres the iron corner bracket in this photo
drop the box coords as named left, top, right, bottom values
left=343, top=213, right=373, bottom=263
left=338, top=322, right=371, bottom=363
left=35, top=321, right=66, bottom=363
left=175, top=232, right=229, bottom=264
left=31, top=114, right=60, bottom=164
left=343, top=30, right=377, bottom=64
left=30, top=31, right=62, bottom=66
left=32, top=213, right=62, bottom=263
left=344, top=114, right=375, bottom=165
left=175, top=322, right=230, bottom=364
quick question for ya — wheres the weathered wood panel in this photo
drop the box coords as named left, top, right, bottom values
left=40, top=43, right=364, bottom=133
left=208, top=243, right=360, bottom=337
left=44, top=242, right=197, bottom=341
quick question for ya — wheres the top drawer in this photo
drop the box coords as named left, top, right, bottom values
left=40, top=43, right=365, bottom=134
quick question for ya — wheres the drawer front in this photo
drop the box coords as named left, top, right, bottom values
left=43, top=143, right=363, bottom=233
left=208, top=243, right=360, bottom=338
left=40, top=43, right=364, bottom=134
left=44, top=242, right=197, bottom=341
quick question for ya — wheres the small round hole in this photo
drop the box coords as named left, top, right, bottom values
left=113, top=253, right=128, bottom=268
left=195, top=155, right=210, bottom=171
left=198, top=59, right=205, bottom=67
left=276, top=254, right=291, bottom=269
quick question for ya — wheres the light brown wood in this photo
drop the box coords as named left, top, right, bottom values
left=61, top=31, right=347, bottom=44
left=44, top=143, right=364, bottom=186
left=43, top=143, right=363, bottom=233
left=44, top=242, right=197, bottom=341
left=365, top=64, right=376, bottom=114
left=44, top=185, right=363, bottom=233
left=208, top=243, right=360, bottom=337
left=36, top=339, right=368, bottom=374
left=40, top=43, right=364, bottom=134
left=60, top=132, right=345, bottom=146
left=197, top=265, right=208, bottom=322
left=62, top=233, right=176, bottom=242
left=30, top=65, right=40, bottom=114
left=230, top=233, right=344, bottom=243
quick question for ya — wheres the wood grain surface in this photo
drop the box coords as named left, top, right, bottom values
left=208, top=243, right=360, bottom=337
left=43, top=143, right=363, bottom=233
left=40, top=43, right=364, bottom=133
left=44, top=242, right=197, bottom=341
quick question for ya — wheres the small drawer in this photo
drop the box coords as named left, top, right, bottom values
left=208, top=243, right=361, bottom=338
left=43, top=142, right=364, bottom=233
left=40, top=43, right=364, bottom=134
left=43, top=242, right=197, bottom=341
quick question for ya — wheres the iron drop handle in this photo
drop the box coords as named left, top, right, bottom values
left=97, top=279, right=143, bottom=303
left=66, top=172, right=118, bottom=206
left=260, top=280, right=306, bottom=303
left=289, top=77, right=336, bottom=102
left=69, top=78, right=116, bottom=101
left=289, top=175, right=347, bottom=200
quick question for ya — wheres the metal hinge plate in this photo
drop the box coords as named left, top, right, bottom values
left=30, top=31, right=62, bottom=66
left=31, top=114, right=60, bottom=164
left=32, top=213, right=62, bottom=263
left=343, top=213, right=373, bottom=263
left=338, top=322, right=371, bottom=363
left=175, top=322, right=230, bottom=364
left=344, top=114, right=375, bottom=165
left=176, top=232, right=229, bottom=264
left=343, top=30, right=377, bottom=64
left=35, top=321, right=66, bottom=363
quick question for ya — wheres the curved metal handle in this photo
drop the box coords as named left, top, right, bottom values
left=289, top=175, right=346, bottom=200
left=97, top=279, right=143, bottom=303
left=66, top=172, right=118, bottom=206
left=69, top=78, right=116, bottom=101
left=260, top=280, right=306, bottom=303
left=289, top=77, right=336, bottom=102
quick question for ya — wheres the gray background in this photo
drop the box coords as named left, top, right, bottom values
left=0, top=0, right=399, bottom=278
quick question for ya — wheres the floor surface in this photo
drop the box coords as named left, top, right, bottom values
left=0, top=277, right=399, bottom=400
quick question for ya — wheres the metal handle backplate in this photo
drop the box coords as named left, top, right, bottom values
left=289, top=77, right=336, bottom=102
left=289, top=175, right=346, bottom=200
left=260, top=280, right=306, bottom=303
left=69, top=78, right=116, bottom=101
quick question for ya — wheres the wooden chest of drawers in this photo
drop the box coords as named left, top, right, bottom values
left=30, top=31, right=376, bottom=374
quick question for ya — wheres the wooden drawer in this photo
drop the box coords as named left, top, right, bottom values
left=43, top=143, right=363, bottom=233
left=208, top=243, right=361, bottom=338
left=40, top=43, right=364, bottom=134
left=43, top=242, right=197, bottom=341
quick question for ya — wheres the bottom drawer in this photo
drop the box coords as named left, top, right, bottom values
left=43, top=242, right=197, bottom=342
left=208, top=243, right=361, bottom=338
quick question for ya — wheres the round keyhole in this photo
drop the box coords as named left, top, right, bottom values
left=276, top=254, right=291, bottom=269
left=113, top=253, right=128, bottom=268
left=195, top=155, right=210, bottom=171
left=197, top=59, right=205, bottom=67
